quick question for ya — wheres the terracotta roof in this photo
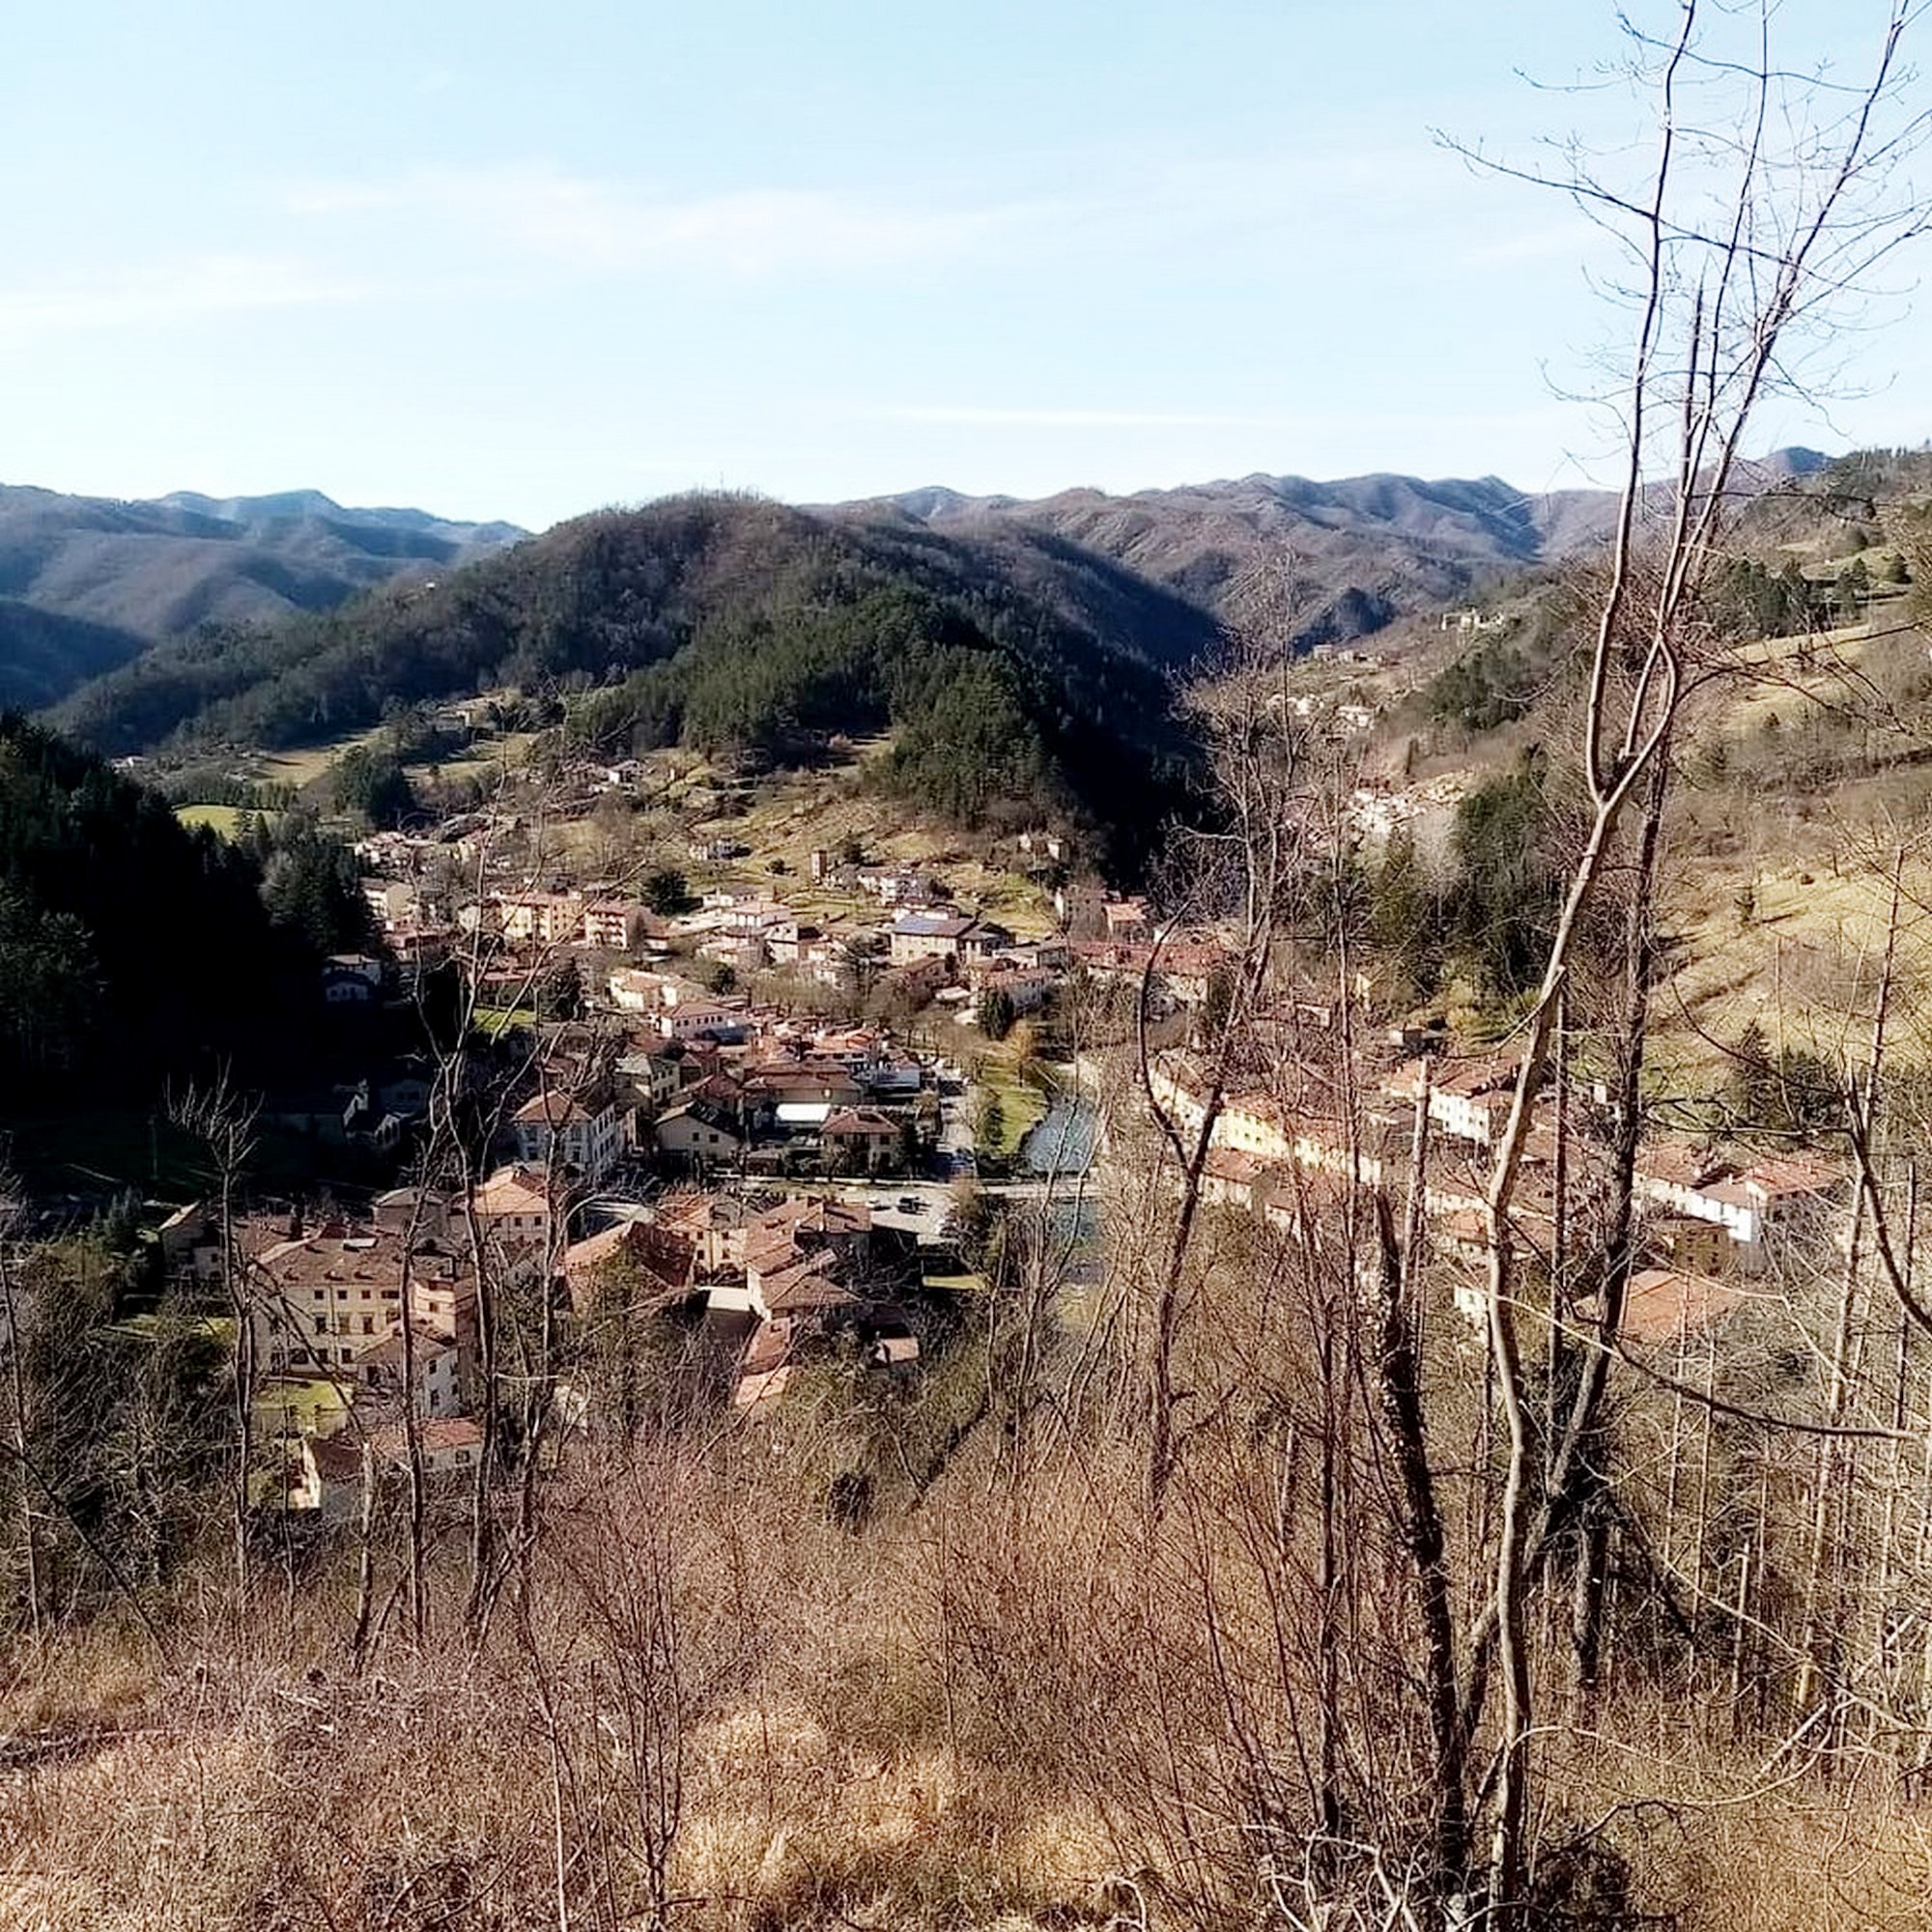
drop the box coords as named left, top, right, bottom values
left=470, top=1165, right=552, bottom=1216
left=1743, top=1152, right=1841, bottom=1198
left=252, top=1227, right=469, bottom=1293
left=370, top=1417, right=485, bottom=1464
left=761, top=1251, right=859, bottom=1315
left=1622, top=1268, right=1747, bottom=1346
left=750, top=1197, right=870, bottom=1239
left=656, top=1190, right=753, bottom=1234
left=358, top=1320, right=457, bottom=1371
left=1638, top=1138, right=1729, bottom=1189
left=1203, top=1148, right=1268, bottom=1185
left=513, top=1090, right=605, bottom=1127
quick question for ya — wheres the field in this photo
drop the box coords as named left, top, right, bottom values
left=969, top=1037, right=1049, bottom=1157
left=255, top=725, right=388, bottom=792
left=174, top=803, right=247, bottom=838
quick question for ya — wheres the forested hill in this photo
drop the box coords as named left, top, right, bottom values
left=53, top=495, right=1224, bottom=865
left=0, top=715, right=336, bottom=1115
left=0, top=483, right=523, bottom=709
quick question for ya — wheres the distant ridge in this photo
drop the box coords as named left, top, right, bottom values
left=852, top=446, right=1839, bottom=646
left=0, top=483, right=525, bottom=708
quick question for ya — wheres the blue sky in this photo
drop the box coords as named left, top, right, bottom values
left=4, top=1, right=1927, bottom=528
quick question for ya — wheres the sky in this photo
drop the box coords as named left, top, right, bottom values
left=4, top=0, right=1929, bottom=530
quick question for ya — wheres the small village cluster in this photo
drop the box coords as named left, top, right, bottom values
left=1152, top=1037, right=1845, bottom=1343
left=159, top=1163, right=941, bottom=1521
left=144, top=828, right=1220, bottom=1520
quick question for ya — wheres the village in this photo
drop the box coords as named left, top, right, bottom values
left=1149, top=1033, right=1845, bottom=1349
left=129, top=782, right=1230, bottom=1525
left=107, top=684, right=1861, bottom=1542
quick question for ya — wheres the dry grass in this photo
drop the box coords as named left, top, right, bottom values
left=6, top=1423, right=1927, bottom=1932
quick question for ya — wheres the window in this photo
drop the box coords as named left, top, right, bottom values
left=314, top=1315, right=328, bottom=1335
left=361, top=1317, right=375, bottom=1336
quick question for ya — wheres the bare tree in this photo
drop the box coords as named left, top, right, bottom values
left=169, top=1074, right=261, bottom=1603
left=1439, top=8, right=1931, bottom=1914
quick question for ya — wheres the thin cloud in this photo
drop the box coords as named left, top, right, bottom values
left=884, top=406, right=1264, bottom=430
left=288, top=163, right=1023, bottom=277
left=1463, top=221, right=1600, bottom=268
left=0, top=254, right=369, bottom=333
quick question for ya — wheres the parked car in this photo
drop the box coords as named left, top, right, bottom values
left=897, top=1195, right=926, bottom=1215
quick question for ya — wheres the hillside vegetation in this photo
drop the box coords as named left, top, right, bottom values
left=56, top=495, right=1222, bottom=867
left=0, top=714, right=369, bottom=1127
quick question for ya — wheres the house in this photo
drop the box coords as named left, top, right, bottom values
left=469, top=1164, right=555, bottom=1255
left=1620, top=1268, right=1747, bottom=1348
left=582, top=898, right=651, bottom=950
left=863, top=1055, right=923, bottom=1098
left=560, top=1219, right=688, bottom=1313
left=1069, top=938, right=1220, bottom=1009
left=1201, top=1148, right=1269, bottom=1212
left=653, top=1190, right=757, bottom=1270
left=745, top=1060, right=866, bottom=1114
left=609, top=967, right=672, bottom=1013
left=822, top=1107, right=905, bottom=1175
left=270, top=1433, right=365, bottom=1521
left=510, top=1090, right=624, bottom=1182
left=654, top=1100, right=746, bottom=1164
left=370, top=1415, right=487, bottom=1478
left=616, top=1049, right=690, bottom=1112
left=322, top=955, right=383, bottom=1006
left=966, top=954, right=1058, bottom=1015
left=1643, top=1209, right=1734, bottom=1278
left=857, top=867, right=942, bottom=906
left=1383, top=1055, right=1522, bottom=1147
left=1000, top=937, right=1070, bottom=973
left=959, top=921, right=1015, bottom=964
left=889, top=912, right=978, bottom=967
left=371, top=1183, right=453, bottom=1239
left=1741, top=1151, right=1844, bottom=1229
left=654, top=995, right=741, bottom=1042
left=357, top=1321, right=465, bottom=1417
left=156, top=1202, right=226, bottom=1286
left=248, top=1222, right=473, bottom=1376
left=1103, top=897, right=1151, bottom=944
left=1215, top=1091, right=1296, bottom=1163
left=497, top=892, right=584, bottom=947
left=801, top=1026, right=881, bottom=1073
left=362, top=878, right=419, bottom=932
left=1635, top=1141, right=1763, bottom=1257
left=747, top=1196, right=872, bottom=1268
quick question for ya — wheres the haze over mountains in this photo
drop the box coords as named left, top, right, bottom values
left=0, top=452, right=1837, bottom=720
left=0, top=485, right=525, bottom=708
left=860, top=447, right=1835, bottom=642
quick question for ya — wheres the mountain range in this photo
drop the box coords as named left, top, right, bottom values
left=2, top=450, right=1841, bottom=727
left=855, top=447, right=1836, bottom=643
left=0, top=485, right=524, bottom=708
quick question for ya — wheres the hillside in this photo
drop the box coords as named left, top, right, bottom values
left=0, top=484, right=524, bottom=707
left=0, top=599, right=149, bottom=710
left=53, top=495, right=1221, bottom=868
left=0, top=714, right=326, bottom=1115
left=865, top=447, right=1837, bottom=646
